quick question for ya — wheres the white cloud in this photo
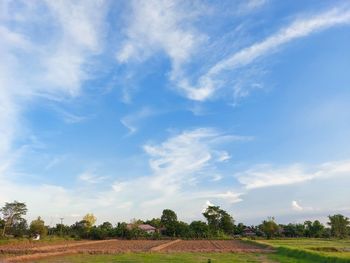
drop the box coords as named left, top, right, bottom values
left=292, top=200, right=303, bottom=211
left=216, top=151, right=231, bottom=162
left=211, top=174, right=223, bottom=182
left=115, top=3, right=350, bottom=102
left=71, top=128, right=245, bottom=221
left=0, top=0, right=108, bottom=178
left=0, top=1, right=109, bottom=223
left=79, top=171, right=107, bottom=184
left=209, top=191, right=243, bottom=204
left=42, top=0, right=107, bottom=96
left=178, top=7, right=350, bottom=101
left=116, top=0, right=205, bottom=101
left=111, top=181, right=126, bottom=193
left=120, top=107, right=155, bottom=135
left=117, top=0, right=202, bottom=69
left=143, top=128, right=238, bottom=193
left=237, top=160, right=350, bottom=189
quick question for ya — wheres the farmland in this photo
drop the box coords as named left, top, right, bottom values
left=1, top=238, right=350, bottom=262
left=0, top=239, right=272, bottom=262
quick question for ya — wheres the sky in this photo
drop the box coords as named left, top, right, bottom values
left=1, top=0, right=350, bottom=226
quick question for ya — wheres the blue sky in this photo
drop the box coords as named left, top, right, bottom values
left=1, top=0, right=350, bottom=225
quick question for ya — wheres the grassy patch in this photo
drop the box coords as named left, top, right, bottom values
left=257, top=238, right=350, bottom=262
left=36, top=252, right=268, bottom=263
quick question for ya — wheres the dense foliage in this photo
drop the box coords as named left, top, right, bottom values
left=1, top=201, right=349, bottom=240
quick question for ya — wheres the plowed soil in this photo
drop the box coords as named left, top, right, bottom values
left=160, top=240, right=272, bottom=253
left=0, top=239, right=273, bottom=262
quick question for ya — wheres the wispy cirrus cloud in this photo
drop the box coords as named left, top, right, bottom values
left=0, top=0, right=108, bottom=175
left=79, top=171, right=108, bottom=184
left=236, top=160, right=350, bottom=189
left=143, top=128, right=249, bottom=193
left=116, top=0, right=203, bottom=71
left=120, top=107, right=156, bottom=135
left=116, top=2, right=350, bottom=102
left=80, top=128, right=246, bottom=220
left=181, top=7, right=350, bottom=101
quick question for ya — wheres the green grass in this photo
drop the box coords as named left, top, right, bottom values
left=257, top=238, right=350, bottom=262
left=34, top=251, right=350, bottom=263
left=35, top=252, right=269, bottom=263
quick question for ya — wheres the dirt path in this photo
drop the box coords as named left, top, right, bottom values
left=29, top=240, right=110, bottom=252
left=4, top=251, right=73, bottom=262
left=150, top=239, right=181, bottom=251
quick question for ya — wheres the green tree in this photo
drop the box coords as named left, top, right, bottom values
left=189, top=221, right=209, bottom=238
left=305, top=220, right=324, bottom=238
left=328, top=214, right=350, bottom=238
left=161, top=209, right=178, bottom=236
left=175, top=221, right=190, bottom=238
left=11, top=219, right=28, bottom=238
left=0, top=201, right=28, bottom=236
left=29, top=217, right=47, bottom=237
left=260, top=217, right=279, bottom=239
left=115, top=222, right=128, bottom=238
left=53, top=223, right=70, bottom=237
left=234, top=223, right=245, bottom=235
left=100, top=221, right=113, bottom=231
left=220, top=211, right=235, bottom=234
left=70, top=220, right=90, bottom=239
left=202, top=205, right=235, bottom=235
left=145, top=218, right=162, bottom=228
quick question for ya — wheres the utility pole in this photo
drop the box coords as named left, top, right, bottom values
left=60, top=218, right=64, bottom=237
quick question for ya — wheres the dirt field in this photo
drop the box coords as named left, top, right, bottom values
left=0, top=239, right=273, bottom=262
left=161, top=240, right=271, bottom=253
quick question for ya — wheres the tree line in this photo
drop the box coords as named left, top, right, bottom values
left=1, top=201, right=349, bottom=240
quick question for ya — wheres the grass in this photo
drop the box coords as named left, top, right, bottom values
left=36, top=252, right=269, bottom=263
left=256, top=238, right=350, bottom=262
left=36, top=252, right=347, bottom=263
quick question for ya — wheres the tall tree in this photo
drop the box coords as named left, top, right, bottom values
left=260, top=217, right=279, bottom=239
left=328, top=214, right=350, bottom=238
left=305, top=220, right=324, bottom=238
left=202, top=205, right=235, bottom=235
left=0, top=201, right=27, bottom=236
left=11, top=219, right=28, bottom=238
left=189, top=221, right=209, bottom=238
left=160, top=209, right=178, bottom=236
left=29, top=217, right=47, bottom=237
left=83, top=213, right=97, bottom=228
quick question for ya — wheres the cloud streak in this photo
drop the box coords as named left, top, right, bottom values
left=181, top=7, right=350, bottom=101
left=0, top=0, right=108, bottom=176
left=237, top=160, right=350, bottom=189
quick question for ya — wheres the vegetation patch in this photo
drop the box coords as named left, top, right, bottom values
left=276, top=246, right=350, bottom=263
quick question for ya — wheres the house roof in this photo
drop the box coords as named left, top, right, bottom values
left=126, top=223, right=156, bottom=231
left=138, top=224, right=156, bottom=231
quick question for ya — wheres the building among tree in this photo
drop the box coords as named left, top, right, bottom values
left=126, top=224, right=156, bottom=234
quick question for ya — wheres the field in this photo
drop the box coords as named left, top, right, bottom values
left=1, top=238, right=350, bottom=262
left=0, top=239, right=272, bottom=262
left=257, top=238, right=350, bottom=262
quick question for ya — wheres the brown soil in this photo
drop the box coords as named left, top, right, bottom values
left=0, top=239, right=273, bottom=262
left=160, top=240, right=274, bottom=253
